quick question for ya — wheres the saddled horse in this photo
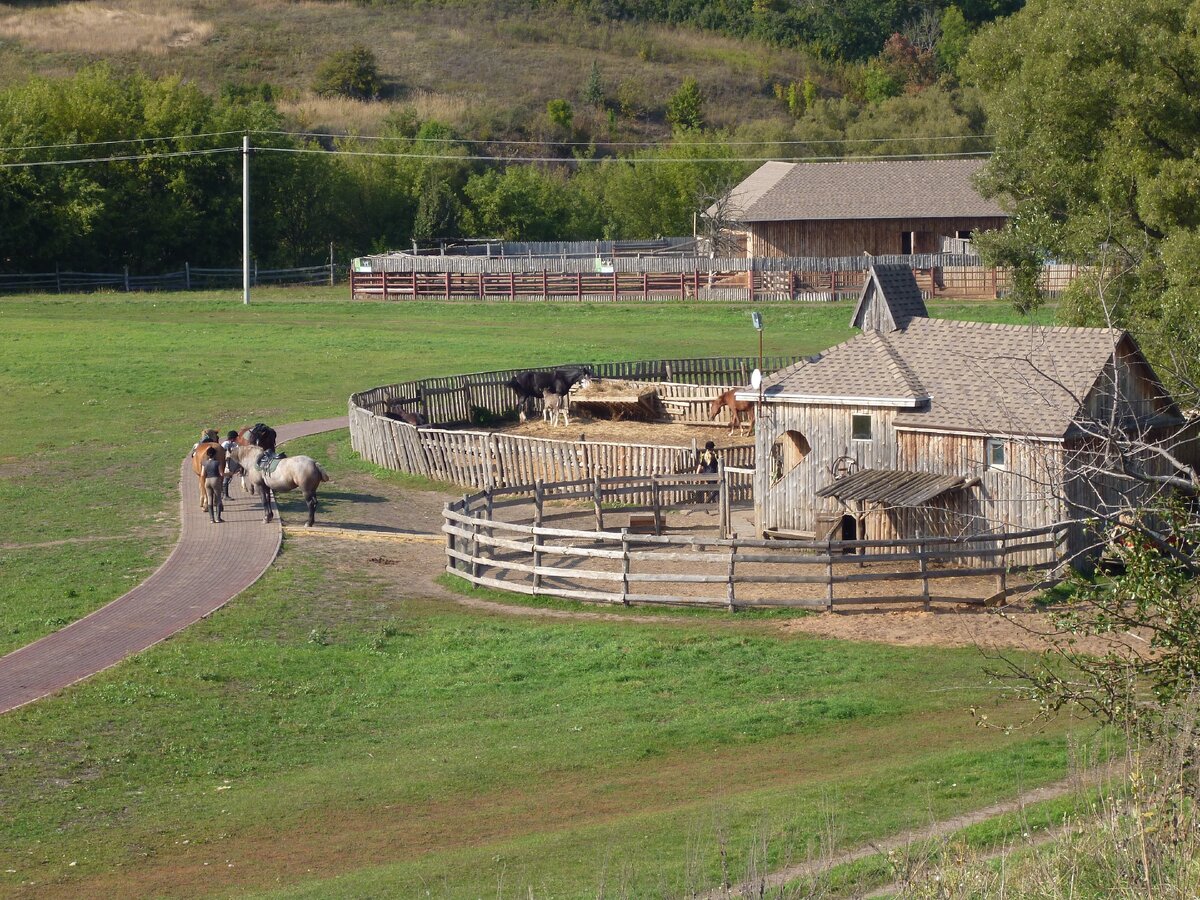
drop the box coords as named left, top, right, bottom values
left=229, top=442, right=331, bottom=527
left=190, top=441, right=227, bottom=511
left=709, top=389, right=755, bottom=435
left=230, top=424, right=278, bottom=494
left=506, top=366, right=593, bottom=421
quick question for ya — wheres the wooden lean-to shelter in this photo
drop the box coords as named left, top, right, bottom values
left=712, top=158, right=1008, bottom=258
left=742, top=264, right=1192, bottom=565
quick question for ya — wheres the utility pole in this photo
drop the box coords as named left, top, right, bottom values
left=242, top=135, right=251, bottom=305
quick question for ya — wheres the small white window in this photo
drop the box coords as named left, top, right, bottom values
left=851, top=414, right=873, bottom=441
left=986, top=438, right=1006, bottom=469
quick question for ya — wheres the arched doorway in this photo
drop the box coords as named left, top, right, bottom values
left=770, top=430, right=811, bottom=485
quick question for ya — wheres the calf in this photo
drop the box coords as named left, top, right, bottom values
left=542, top=389, right=569, bottom=427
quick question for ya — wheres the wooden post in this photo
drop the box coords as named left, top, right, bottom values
left=788, top=269, right=795, bottom=299
left=185, top=262, right=191, bottom=290
left=330, top=243, right=335, bottom=287
left=996, top=540, right=1008, bottom=599
left=717, top=460, right=729, bottom=539
left=576, top=272, right=582, bottom=301
left=747, top=267, right=754, bottom=302
left=381, top=271, right=388, bottom=301
left=445, top=271, right=451, bottom=300
left=825, top=539, right=834, bottom=612
left=464, top=495, right=480, bottom=580
left=651, top=476, right=662, bottom=535
left=620, top=531, right=631, bottom=606
left=477, top=272, right=484, bottom=300
left=542, top=269, right=548, bottom=298
left=679, top=272, right=685, bottom=300
left=532, top=479, right=544, bottom=592
left=643, top=272, right=649, bottom=301
left=593, top=473, right=604, bottom=531
left=919, top=535, right=931, bottom=611
left=726, top=545, right=736, bottom=612
left=123, top=266, right=130, bottom=292
left=484, top=486, right=495, bottom=561
left=445, top=502, right=457, bottom=572
left=509, top=271, right=515, bottom=300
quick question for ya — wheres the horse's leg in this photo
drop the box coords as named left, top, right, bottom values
left=261, top=485, right=273, bottom=523
left=305, top=490, right=317, bottom=527
left=198, top=473, right=208, bottom=510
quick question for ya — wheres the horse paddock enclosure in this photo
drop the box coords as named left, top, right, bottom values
left=350, top=355, right=1070, bottom=612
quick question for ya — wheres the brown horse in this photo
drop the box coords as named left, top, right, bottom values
left=709, top=390, right=755, bottom=435
left=190, top=442, right=227, bottom=511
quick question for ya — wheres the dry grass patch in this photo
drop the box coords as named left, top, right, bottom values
left=276, top=90, right=475, bottom=133
left=0, top=1, right=212, bottom=55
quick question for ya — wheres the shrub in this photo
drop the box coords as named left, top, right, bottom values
left=312, top=44, right=382, bottom=100
left=546, top=98, right=573, bottom=131
left=666, top=77, right=704, bottom=131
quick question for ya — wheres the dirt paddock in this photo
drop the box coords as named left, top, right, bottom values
left=445, top=414, right=756, bottom=449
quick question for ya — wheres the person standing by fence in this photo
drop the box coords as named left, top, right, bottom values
left=695, top=440, right=720, bottom=503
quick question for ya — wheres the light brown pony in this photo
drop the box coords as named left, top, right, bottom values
left=230, top=442, right=331, bottom=526
left=709, top=390, right=755, bottom=435
left=190, top=442, right=227, bottom=511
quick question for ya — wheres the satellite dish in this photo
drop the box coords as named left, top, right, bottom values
left=750, top=368, right=763, bottom=390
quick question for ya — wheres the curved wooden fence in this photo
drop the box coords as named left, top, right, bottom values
left=349, top=356, right=797, bottom=492
left=442, top=476, right=1069, bottom=611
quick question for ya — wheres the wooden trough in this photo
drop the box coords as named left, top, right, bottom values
left=571, top=379, right=659, bottom=420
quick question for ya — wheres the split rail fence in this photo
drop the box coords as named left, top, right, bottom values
left=0, top=262, right=341, bottom=295
left=442, top=477, right=1069, bottom=611
left=349, top=356, right=794, bottom=494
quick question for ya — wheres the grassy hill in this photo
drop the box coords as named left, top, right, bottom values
left=0, top=0, right=838, bottom=139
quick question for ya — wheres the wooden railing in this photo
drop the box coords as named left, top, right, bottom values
left=443, top=478, right=1070, bottom=611
left=349, top=356, right=790, bottom=491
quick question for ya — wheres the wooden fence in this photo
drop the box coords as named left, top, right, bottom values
left=442, top=477, right=1069, bottom=611
left=349, top=356, right=783, bottom=494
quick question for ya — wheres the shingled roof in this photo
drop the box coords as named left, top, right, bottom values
left=753, top=318, right=1130, bottom=438
left=852, top=264, right=929, bottom=332
left=716, top=158, right=1006, bottom=222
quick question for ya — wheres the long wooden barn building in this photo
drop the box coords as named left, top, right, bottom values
left=740, top=264, right=1193, bottom=564
left=713, top=158, right=1008, bottom=258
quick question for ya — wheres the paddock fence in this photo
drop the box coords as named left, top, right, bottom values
left=442, top=477, right=1070, bottom=611
left=348, top=356, right=794, bottom=495
left=0, top=262, right=342, bottom=295
left=352, top=252, right=1085, bottom=302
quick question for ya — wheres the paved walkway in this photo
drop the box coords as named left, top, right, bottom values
left=0, top=417, right=348, bottom=715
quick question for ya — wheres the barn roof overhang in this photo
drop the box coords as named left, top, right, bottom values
left=734, top=390, right=928, bottom=407
left=815, top=468, right=970, bottom=507
left=893, top=424, right=1066, bottom=444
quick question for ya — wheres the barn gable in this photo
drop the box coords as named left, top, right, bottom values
left=851, top=264, right=929, bottom=332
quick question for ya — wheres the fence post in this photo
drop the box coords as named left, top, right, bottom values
left=825, top=539, right=834, bottom=611
left=996, top=539, right=1008, bottom=601
left=593, top=473, right=604, bottom=531
left=445, top=502, right=456, bottom=574
left=55, top=264, right=61, bottom=294
left=532, top=479, right=544, bottom=593
left=467, top=494, right=481, bottom=581
left=185, top=262, right=191, bottom=290
left=651, top=475, right=662, bottom=535
left=329, top=243, right=335, bottom=287
left=919, top=534, right=930, bottom=611
left=726, top=544, right=736, bottom=612
left=123, top=266, right=130, bottom=292
left=620, top=531, right=631, bottom=606
left=381, top=271, right=388, bottom=301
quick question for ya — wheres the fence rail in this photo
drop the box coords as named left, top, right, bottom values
left=350, top=261, right=1084, bottom=302
left=0, top=262, right=342, bottom=295
left=348, top=356, right=790, bottom=493
left=442, top=477, right=1069, bottom=611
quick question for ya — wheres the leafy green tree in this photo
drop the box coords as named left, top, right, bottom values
left=857, top=60, right=902, bottom=104
left=666, top=77, right=705, bottom=131
left=312, top=44, right=382, bottom=100
left=936, top=6, right=971, bottom=74
left=964, top=0, right=1200, bottom=379
left=582, top=61, right=605, bottom=108
left=546, top=99, right=573, bottom=131
left=462, top=166, right=575, bottom=240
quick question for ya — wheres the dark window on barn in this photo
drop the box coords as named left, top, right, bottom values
left=851, top=414, right=872, bottom=441
left=986, top=438, right=1006, bottom=469
left=900, top=231, right=914, bottom=254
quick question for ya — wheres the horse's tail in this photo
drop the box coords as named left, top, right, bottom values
left=316, top=463, right=332, bottom=483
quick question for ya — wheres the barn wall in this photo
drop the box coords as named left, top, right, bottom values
left=748, top=217, right=1008, bottom=258
left=755, top=403, right=899, bottom=535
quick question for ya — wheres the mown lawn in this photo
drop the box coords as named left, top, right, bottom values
left=0, top=289, right=1073, bottom=896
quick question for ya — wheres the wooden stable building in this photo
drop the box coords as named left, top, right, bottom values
left=742, top=265, right=1190, bottom=565
left=714, top=158, right=1008, bottom=258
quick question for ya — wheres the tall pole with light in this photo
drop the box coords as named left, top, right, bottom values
left=750, top=310, right=764, bottom=416
left=242, top=135, right=251, bottom=305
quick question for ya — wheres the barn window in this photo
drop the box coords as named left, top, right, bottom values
left=851, top=414, right=873, bottom=441
left=986, top=438, right=1006, bottom=469
left=770, top=430, right=811, bottom=484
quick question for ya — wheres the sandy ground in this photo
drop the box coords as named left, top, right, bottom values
left=276, top=461, right=1151, bottom=656
left=444, top=413, right=755, bottom=449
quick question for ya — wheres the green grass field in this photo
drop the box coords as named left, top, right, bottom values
left=0, top=289, right=1078, bottom=897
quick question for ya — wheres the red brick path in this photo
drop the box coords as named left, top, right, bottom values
left=0, top=417, right=348, bottom=715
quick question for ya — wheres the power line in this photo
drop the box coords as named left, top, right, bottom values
left=0, top=130, right=249, bottom=155
left=256, top=128, right=997, bottom=148
left=257, top=146, right=993, bottom=164
left=0, top=147, right=242, bottom=169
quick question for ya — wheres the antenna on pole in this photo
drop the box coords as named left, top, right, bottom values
left=242, top=134, right=251, bottom=305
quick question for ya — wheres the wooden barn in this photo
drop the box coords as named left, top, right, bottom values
left=741, top=264, right=1192, bottom=565
left=713, top=158, right=1008, bottom=258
